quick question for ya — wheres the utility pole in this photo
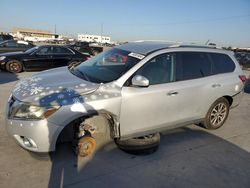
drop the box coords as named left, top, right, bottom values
left=54, top=24, right=57, bottom=34
left=101, top=23, right=103, bottom=43
left=205, top=39, right=210, bottom=45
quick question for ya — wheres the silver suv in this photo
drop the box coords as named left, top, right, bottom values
left=5, top=41, right=246, bottom=156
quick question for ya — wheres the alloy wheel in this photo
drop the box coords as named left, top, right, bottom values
left=210, top=103, right=228, bottom=127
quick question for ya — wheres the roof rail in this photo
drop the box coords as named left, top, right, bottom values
left=177, top=44, right=217, bottom=49
left=134, top=40, right=181, bottom=43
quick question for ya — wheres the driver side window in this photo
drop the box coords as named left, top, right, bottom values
left=135, top=53, right=175, bottom=85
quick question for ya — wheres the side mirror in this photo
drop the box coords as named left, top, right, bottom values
left=132, top=75, right=149, bottom=87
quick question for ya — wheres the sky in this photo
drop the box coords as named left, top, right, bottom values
left=0, top=0, right=250, bottom=47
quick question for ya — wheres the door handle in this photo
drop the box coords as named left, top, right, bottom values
left=167, top=91, right=178, bottom=96
left=212, top=84, right=221, bottom=88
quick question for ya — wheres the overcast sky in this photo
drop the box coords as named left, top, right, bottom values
left=1, top=0, right=250, bottom=47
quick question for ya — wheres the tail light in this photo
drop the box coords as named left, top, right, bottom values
left=86, top=56, right=91, bottom=60
left=239, top=75, right=247, bottom=83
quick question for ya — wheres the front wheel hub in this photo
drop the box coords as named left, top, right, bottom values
left=78, top=136, right=96, bottom=157
left=10, top=62, right=20, bottom=72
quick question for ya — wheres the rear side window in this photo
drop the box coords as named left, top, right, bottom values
left=53, top=47, right=73, bottom=54
left=176, top=52, right=212, bottom=81
left=209, top=53, right=235, bottom=74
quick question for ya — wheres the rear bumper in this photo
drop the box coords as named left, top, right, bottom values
left=231, top=91, right=244, bottom=108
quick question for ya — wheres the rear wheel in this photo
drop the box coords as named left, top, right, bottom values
left=90, top=49, right=99, bottom=56
left=115, top=133, right=161, bottom=155
left=203, top=98, right=230, bottom=130
left=6, top=60, right=23, bottom=73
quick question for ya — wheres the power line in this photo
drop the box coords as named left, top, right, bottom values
left=106, top=14, right=250, bottom=26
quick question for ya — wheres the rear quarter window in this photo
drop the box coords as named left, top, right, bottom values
left=209, top=53, right=235, bottom=74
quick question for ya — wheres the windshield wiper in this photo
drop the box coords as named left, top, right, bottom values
left=72, top=68, right=90, bottom=82
left=68, top=61, right=82, bottom=69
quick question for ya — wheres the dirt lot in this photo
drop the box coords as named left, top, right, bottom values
left=0, top=70, right=250, bottom=188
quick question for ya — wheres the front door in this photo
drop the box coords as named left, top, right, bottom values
left=119, top=53, right=184, bottom=137
left=24, top=46, right=54, bottom=70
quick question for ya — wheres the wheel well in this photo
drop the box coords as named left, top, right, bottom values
left=56, top=114, right=115, bottom=144
left=223, top=96, right=233, bottom=106
left=5, top=59, right=23, bottom=69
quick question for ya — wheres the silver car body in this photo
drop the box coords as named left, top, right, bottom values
left=5, top=41, right=244, bottom=152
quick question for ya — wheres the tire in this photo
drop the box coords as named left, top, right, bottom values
left=115, top=133, right=160, bottom=155
left=203, top=97, right=230, bottom=130
left=91, top=50, right=98, bottom=56
left=6, top=60, right=23, bottom=73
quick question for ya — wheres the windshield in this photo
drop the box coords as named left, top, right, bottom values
left=25, top=46, right=39, bottom=53
left=71, top=48, right=141, bottom=83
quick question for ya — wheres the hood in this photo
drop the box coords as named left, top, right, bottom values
left=12, top=67, right=99, bottom=106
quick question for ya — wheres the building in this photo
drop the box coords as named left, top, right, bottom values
left=78, top=34, right=111, bottom=43
left=13, top=27, right=58, bottom=42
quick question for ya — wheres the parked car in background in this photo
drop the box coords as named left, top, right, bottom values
left=0, top=40, right=35, bottom=54
left=0, top=34, right=13, bottom=42
left=235, top=52, right=250, bottom=69
left=5, top=41, right=245, bottom=157
left=67, top=41, right=103, bottom=56
left=242, top=53, right=250, bottom=69
left=0, top=45, right=90, bottom=73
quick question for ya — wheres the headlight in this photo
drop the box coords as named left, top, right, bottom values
left=0, top=56, right=6, bottom=61
left=10, top=100, right=60, bottom=120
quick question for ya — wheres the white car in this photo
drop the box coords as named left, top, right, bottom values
left=5, top=41, right=246, bottom=156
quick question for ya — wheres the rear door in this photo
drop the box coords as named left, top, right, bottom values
left=173, top=52, right=219, bottom=119
left=52, top=46, right=73, bottom=67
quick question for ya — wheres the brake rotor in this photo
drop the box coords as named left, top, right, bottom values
left=78, top=136, right=96, bottom=157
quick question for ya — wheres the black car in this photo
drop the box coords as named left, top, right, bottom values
left=0, top=40, right=35, bottom=54
left=235, top=52, right=250, bottom=68
left=0, top=45, right=90, bottom=73
left=67, top=41, right=103, bottom=56
left=0, top=34, right=14, bottom=42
